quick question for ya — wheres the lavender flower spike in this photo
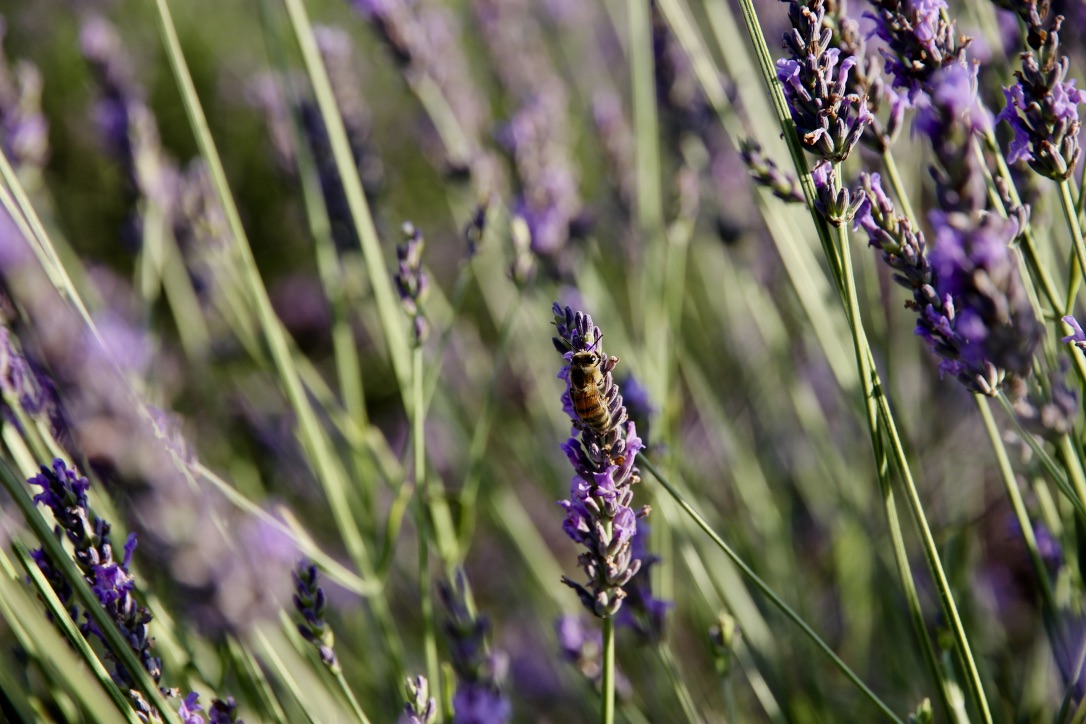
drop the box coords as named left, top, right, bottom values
left=403, top=675, right=437, bottom=724
left=396, top=222, right=430, bottom=345
left=553, top=304, right=647, bottom=618
left=864, top=0, right=971, bottom=103
left=439, top=571, right=511, bottom=723
left=292, top=558, right=340, bottom=673
left=997, top=17, right=1086, bottom=180
left=853, top=174, right=1041, bottom=394
left=29, top=460, right=162, bottom=688
left=777, top=0, right=872, bottom=163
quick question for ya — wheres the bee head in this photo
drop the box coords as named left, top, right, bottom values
left=571, top=349, right=601, bottom=368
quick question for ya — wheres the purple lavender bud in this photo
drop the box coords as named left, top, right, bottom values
left=396, top=222, right=430, bottom=345
left=864, top=0, right=971, bottom=103
left=811, top=160, right=865, bottom=226
left=1014, top=365, right=1079, bottom=439
left=28, top=459, right=163, bottom=690
left=439, top=571, right=511, bottom=723
left=739, top=140, right=805, bottom=204
left=1062, top=315, right=1086, bottom=346
left=403, top=675, right=437, bottom=724
left=552, top=304, right=647, bottom=618
left=913, top=65, right=992, bottom=216
left=777, top=0, right=871, bottom=163
left=927, top=211, right=1041, bottom=381
left=997, top=17, right=1085, bottom=180
left=208, top=696, right=243, bottom=724
left=498, top=94, right=582, bottom=257
left=854, top=174, right=1040, bottom=394
left=291, top=558, right=340, bottom=674
left=178, top=692, right=203, bottom=724
left=833, top=12, right=905, bottom=150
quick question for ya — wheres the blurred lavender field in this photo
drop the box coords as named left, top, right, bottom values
left=2, top=0, right=1086, bottom=720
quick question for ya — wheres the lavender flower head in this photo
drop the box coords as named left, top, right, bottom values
left=864, top=0, right=971, bottom=103
left=402, top=675, right=437, bottom=724
left=439, top=571, right=511, bottom=724
left=29, top=459, right=162, bottom=691
left=178, top=692, right=244, bottom=724
left=854, top=173, right=1040, bottom=394
left=552, top=303, right=647, bottom=617
left=396, top=222, right=429, bottom=345
left=997, top=16, right=1086, bottom=180
left=913, top=64, right=991, bottom=215
left=776, top=0, right=872, bottom=162
left=291, top=558, right=340, bottom=673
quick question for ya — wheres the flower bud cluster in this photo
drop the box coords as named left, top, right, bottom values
left=854, top=174, right=1040, bottom=395
left=998, top=17, right=1086, bottom=181
left=28, top=460, right=162, bottom=696
left=292, top=558, right=340, bottom=673
left=864, top=0, right=971, bottom=103
left=396, top=223, right=430, bottom=345
left=776, top=0, right=872, bottom=163
left=552, top=304, right=646, bottom=618
left=438, top=572, right=511, bottom=723
left=740, top=140, right=805, bottom=204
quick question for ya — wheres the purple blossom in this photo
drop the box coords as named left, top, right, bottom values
left=396, top=223, right=430, bottom=344
left=864, top=0, right=971, bottom=103
left=291, top=559, right=340, bottom=673
left=615, top=525, right=673, bottom=644
left=439, top=571, right=511, bottom=723
left=912, top=65, right=991, bottom=216
left=178, top=692, right=204, bottom=724
left=28, top=459, right=163, bottom=691
left=853, top=174, right=1040, bottom=394
left=777, top=0, right=871, bottom=163
left=997, top=17, right=1085, bottom=180
left=553, top=304, right=649, bottom=618
left=1062, top=315, right=1086, bottom=346
left=403, top=675, right=437, bottom=724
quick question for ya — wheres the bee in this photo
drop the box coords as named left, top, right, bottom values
left=569, top=349, right=617, bottom=434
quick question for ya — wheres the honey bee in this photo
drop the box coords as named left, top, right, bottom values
left=569, top=349, right=617, bottom=433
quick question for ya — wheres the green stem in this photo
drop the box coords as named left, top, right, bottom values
left=880, top=152, right=917, bottom=224
left=333, top=670, right=372, bottom=724
left=280, top=0, right=412, bottom=401
left=834, top=210, right=958, bottom=721
left=640, top=456, right=903, bottom=722
left=601, top=615, right=616, bottom=724
left=974, top=396, right=1058, bottom=610
left=1060, top=179, right=1086, bottom=315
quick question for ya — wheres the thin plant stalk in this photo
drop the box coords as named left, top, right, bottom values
left=833, top=204, right=959, bottom=721
left=414, top=345, right=442, bottom=711
left=333, top=670, right=371, bottom=724
left=640, top=455, right=902, bottom=722
left=974, top=396, right=1058, bottom=611
left=279, top=0, right=412, bottom=400
left=601, top=615, right=616, bottom=724
left=1060, top=179, right=1086, bottom=314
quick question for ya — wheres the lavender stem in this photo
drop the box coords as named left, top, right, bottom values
left=601, top=616, right=615, bottom=724
left=1059, top=180, right=1086, bottom=315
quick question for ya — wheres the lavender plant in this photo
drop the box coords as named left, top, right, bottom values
left=6, top=0, right=1086, bottom=719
